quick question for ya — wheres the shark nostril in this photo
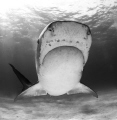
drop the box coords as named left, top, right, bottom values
left=87, top=28, right=91, bottom=35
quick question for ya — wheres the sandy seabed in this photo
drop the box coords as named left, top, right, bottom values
left=0, top=89, right=117, bottom=120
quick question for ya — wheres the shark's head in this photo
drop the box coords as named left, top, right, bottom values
left=36, top=21, right=92, bottom=73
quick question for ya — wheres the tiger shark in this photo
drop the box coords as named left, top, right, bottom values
left=10, top=21, right=98, bottom=101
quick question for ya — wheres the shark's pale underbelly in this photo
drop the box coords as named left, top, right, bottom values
left=40, top=46, right=84, bottom=96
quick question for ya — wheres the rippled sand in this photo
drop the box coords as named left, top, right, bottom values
left=0, top=89, right=117, bottom=120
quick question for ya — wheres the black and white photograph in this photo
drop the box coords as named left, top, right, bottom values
left=0, top=0, right=117, bottom=120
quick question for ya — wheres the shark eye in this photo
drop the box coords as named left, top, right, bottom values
left=48, top=28, right=52, bottom=31
left=87, top=28, right=91, bottom=35
left=37, top=39, right=39, bottom=44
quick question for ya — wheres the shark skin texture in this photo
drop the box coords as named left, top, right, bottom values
left=9, top=21, right=98, bottom=101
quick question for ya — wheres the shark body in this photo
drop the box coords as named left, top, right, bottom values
left=10, top=21, right=98, bottom=100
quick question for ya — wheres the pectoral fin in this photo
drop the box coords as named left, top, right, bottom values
left=9, top=63, right=32, bottom=91
left=15, top=83, right=47, bottom=101
left=67, top=83, right=98, bottom=98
